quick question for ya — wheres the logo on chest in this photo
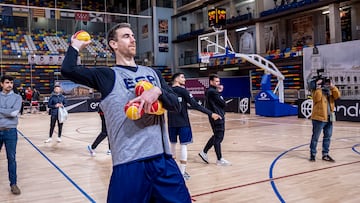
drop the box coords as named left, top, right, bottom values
left=123, top=75, right=157, bottom=90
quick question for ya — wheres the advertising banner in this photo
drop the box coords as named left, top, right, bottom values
left=298, top=99, right=360, bottom=122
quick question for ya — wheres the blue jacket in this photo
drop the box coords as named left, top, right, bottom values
left=48, top=92, right=67, bottom=117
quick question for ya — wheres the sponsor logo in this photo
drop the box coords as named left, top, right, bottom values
left=66, top=100, right=87, bottom=111
left=301, top=100, right=360, bottom=119
left=257, top=92, right=270, bottom=100
left=239, top=98, right=249, bottom=113
left=123, top=75, right=156, bottom=89
left=300, top=99, right=313, bottom=119
left=336, top=102, right=359, bottom=117
left=90, top=102, right=100, bottom=110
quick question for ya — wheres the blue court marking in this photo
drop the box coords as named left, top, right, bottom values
left=269, top=143, right=309, bottom=203
left=352, top=144, right=360, bottom=155
left=270, top=141, right=360, bottom=203
left=18, top=131, right=96, bottom=203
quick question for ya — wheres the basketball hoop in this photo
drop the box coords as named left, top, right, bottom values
left=200, top=52, right=213, bottom=64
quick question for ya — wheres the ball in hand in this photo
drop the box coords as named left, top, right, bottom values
left=124, top=102, right=144, bottom=120
left=74, top=30, right=91, bottom=41
left=135, top=80, right=154, bottom=96
left=149, top=100, right=165, bottom=115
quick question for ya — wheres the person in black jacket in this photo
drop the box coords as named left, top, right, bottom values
left=199, top=74, right=231, bottom=166
left=168, top=73, right=221, bottom=180
left=18, top=86, right=26, bottom=115
left=87, top=107, right=110, bottom=156
left=45, top=85, right=67, bottom=143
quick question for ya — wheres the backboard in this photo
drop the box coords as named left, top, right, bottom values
left=198, top=29, right=232, bottom=63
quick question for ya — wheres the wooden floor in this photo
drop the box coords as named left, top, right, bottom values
left=1, top=110, right=360, bottom=203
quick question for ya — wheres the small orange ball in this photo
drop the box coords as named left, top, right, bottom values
left=149, top=100, right=165, bottom=115
left=124, top=102, right=144, bottom=120
left=135, top=80, right=153, bottom=96
left=74, top=30, right=91, bottom=41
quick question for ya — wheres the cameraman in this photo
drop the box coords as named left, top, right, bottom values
left=309, top=78, right=340, bottom=162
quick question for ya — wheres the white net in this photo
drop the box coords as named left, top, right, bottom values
left=200, top=52, right=213, bottom=64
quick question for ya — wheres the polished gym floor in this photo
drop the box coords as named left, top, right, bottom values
left=1, top=110, right=359, bottom=202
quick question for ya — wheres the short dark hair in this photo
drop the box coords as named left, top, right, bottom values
left=209, top=74, right=219, bottom=81
left=107, top=23, right=132, bottom=53
left=171, top=72, right=184, bottom=82
left=1, top=75, right=14, bottom=83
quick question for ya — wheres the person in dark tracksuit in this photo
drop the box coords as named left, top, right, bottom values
left=61, top=23, right=191, bottom=202
left=45, top=85, right=67, bottom=143
left=87, top=107, right=111, bottom=156
left=198, top=74, right=231, bottom=166
left=168, top=72, right=221, bottom=180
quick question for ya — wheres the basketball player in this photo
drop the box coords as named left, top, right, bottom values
left=61, top=23, right=191, bottom=202
left=199, top=74, right=231, bottom=166
left=168, top=72, right=221, bottom=180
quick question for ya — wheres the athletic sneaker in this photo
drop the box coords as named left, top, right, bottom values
left=44, top=138, right=52, bottom=143
left=57, top=137, right=62, bottom=142
left=198, top=151, right=209, bottom=164
left=107, top=150, right=111, bottom=155
left=87, top=145, right=96, bottom=156
left=183, top=171, right=190, bottom=180
left=216, top=158, right=231, bottom=166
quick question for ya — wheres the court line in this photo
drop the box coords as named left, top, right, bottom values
left=191, top=139, right=360, bottom=201
left=18, top=131, right=96, bottom=203
left=191, top=159, right=360, bottom=200
left=269, top=143, right=307, bottom=203
left=269, top=142, right=360, bottom=203
left=191, top=159, right=360, bottom=201
left=352, top=144, right=360, bottom=155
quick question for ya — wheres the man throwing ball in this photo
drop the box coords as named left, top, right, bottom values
left=61, top=23, right=191, bottom=202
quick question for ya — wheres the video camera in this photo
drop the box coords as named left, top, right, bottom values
left=308, top=69, right=330, bottom=90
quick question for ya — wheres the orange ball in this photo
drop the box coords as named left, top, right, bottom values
left=74, top=30, right=91, bottom=41
left=135, top=80, right=153, bottom=96
left=124, top=102, right=144, bottom=120
left=149, top=100, right=165, bottom=115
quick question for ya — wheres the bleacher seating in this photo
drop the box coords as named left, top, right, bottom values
left=0, top=28, right=112, bottom=58
left=264, top=46, right=308, bottom=60
left=0, top=0, right=106, bottom=11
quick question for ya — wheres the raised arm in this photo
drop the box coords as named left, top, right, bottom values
left=61, top=46, right=115, bottom=99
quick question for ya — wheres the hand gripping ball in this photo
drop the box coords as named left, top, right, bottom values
left=149, top=100, right=165, bottom=115
left=124, top=102, right=144, bottom=120
left=135, top=80, right=153, bottom=96
left=74, top=30, right=91, bottom=41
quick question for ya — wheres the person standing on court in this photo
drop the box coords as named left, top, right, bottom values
left=18, top=86, right=26, bottom=115
left=87, top=107, right=111, bottom=156
left=61, top=23, right=191, bottom=202
left=168, top=72, right=221, bottom=180
left=45, top=85, right=67, bottom=143
left=0, top=75, right=22, bottom=195
left=199, top=74, right=231, bottom=166
left=309, top=78, right=340, bottom=162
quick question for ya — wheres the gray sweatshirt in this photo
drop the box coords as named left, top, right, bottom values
left=0, top=90, right=22, bottom=128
